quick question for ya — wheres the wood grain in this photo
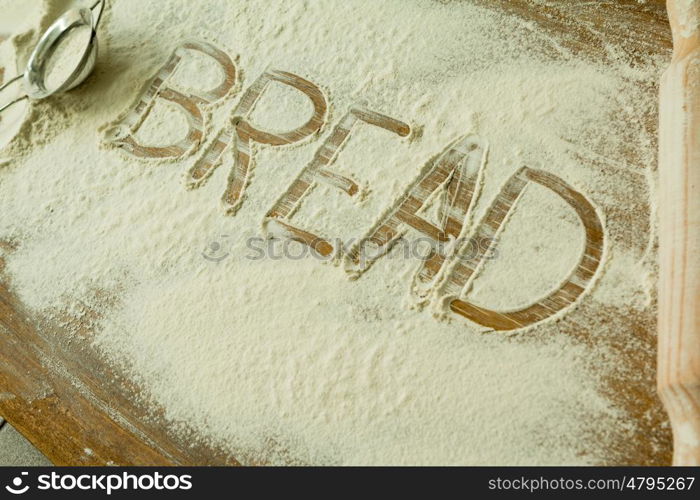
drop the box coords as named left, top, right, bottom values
left=658, top=0, right=700, bottom=467
left=0, top=0, right=675, bottom=465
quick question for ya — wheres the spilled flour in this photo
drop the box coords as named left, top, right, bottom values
left=0, top=0, right=668, bottom=464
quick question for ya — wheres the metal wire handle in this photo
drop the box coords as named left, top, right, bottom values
left=0, top=75, right=26, bottom=114
left=91, top=0, right=105, bottom=30
left=0, top=0, right=105, bottom=115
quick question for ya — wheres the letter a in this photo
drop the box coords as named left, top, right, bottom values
left=345, top=135, right=487, bottom=299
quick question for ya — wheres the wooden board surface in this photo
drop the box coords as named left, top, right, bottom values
left=658, top=0, right=700, bottom=466
left=0, top=0, right=674, bottom=465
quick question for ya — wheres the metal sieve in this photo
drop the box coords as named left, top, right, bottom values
left=0, top=0, right=105, bottom=114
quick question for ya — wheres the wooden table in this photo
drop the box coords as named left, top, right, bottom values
left=0, top=0, right=674, bottom=465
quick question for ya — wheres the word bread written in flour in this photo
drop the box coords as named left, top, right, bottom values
left=103, top=40, right=604, bottom=332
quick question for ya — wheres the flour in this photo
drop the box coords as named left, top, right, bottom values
left=677, top=0, right=699, bottom=38
left=466, top=183, right=585, bottom=311
left=0, top=0, right=667, bottom=464
left=133, top=99, right=190, bottom=147
left=0, top=0, right=40, bottom=36
left=44, top=24, right=92, bottom=93
left=169, top=48, right=227, bottom=95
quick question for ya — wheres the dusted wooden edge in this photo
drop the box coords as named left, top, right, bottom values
left=0, top=0, right=673, bottom=465
left=0, top=283, right=173, bottom=465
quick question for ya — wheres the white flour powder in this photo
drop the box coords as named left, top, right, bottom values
left=0, top=0, right=666, bottom=464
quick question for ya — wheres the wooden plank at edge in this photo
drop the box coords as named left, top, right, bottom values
left=0, top=0, right=673, bottom=466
